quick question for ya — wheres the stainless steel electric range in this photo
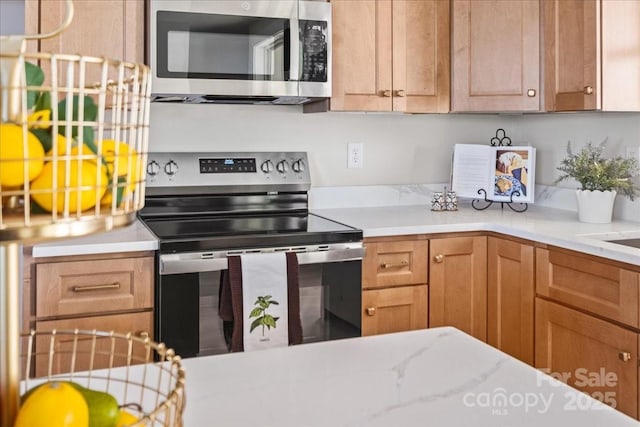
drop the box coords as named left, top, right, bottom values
left=138, top=152, right=364, bottom=358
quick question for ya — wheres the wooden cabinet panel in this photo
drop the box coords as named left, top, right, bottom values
left=363, top=239, right=428, bottom=289
left=331, top=0, right=393, bottom=111
left=487, top=237, right=534, bottom=365
left=35, top=311, right=153, bottom=376
left=332, top=0, right=450, bottom=112
left=362, top=285, right=428, bottom=336
left=392, top=0, right=450, bottom=113
left=536, top=299, right=638, bottom=418
left=36, top=256, right=153, bottom=319
left=429, top=236, right=487, bottom=341
left=536, top=248, right=639, bottom=328
left=452, top=0, right=540, bottom=111
left=543, top=0, right=640, bottom=111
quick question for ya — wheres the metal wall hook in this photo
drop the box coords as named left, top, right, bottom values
left=24, top=0, right=74, bottom=40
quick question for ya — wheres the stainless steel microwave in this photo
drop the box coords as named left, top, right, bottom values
left=149, top=0, right=331, bottom=104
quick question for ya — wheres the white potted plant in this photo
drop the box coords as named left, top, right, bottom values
left=556, top=140, right=639, bottom=223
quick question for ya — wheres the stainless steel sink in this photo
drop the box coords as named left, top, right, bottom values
left=606, top=238, right=640, bottom=249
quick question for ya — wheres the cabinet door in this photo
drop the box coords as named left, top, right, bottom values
left=362, top=239, right=428, bottom=289
left=392, top=0, right=450, bottom=113
left=35, top=311, right=153, bottom=376
left=543, top=0, right=598, bottom=111
left=536, top=299, right=638, bottom=418
left=362, top=285, right=428, bottom=336
left=487, top=237, right=534, bottom=365
left=429, top=236, right=487, bottom=341
left=331, top=0, right=393, bottom=111
left=25, top=0, right=144, bottom=84
left=452, top=0, right=540, bottom=111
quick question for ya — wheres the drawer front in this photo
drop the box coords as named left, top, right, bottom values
left=536, top=248, right=639, bottom=328
left=362, top=285, right=428, bottom=336
left=363, top=240, right=428, bottom=288
left=36, top=256, right=154, bottom=318
left=34, top=311, right=153, bottom=376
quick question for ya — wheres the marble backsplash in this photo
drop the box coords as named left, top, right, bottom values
left=310, top=184, right=640, bottom=223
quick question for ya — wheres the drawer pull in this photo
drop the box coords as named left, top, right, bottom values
left=72, top=282, right=121, bottom=293
left=366, top=307, right=376, bottom=316
left=380, top=260, right=409, bottom=269
left=434, top=254, right=444, bottom=263
left=619, top=351, right=632, bottom=362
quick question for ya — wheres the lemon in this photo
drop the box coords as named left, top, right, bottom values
left=30, top=158, right=108, bottom=212
left=100, top=140, right=141, bottom=206
left=0, top=123, right=45, bottom=188
left=116, top=409, right=145, bottom=427
left=15, top=381, right=89, bottom=427
left=27, top=109, right=51, bottom=129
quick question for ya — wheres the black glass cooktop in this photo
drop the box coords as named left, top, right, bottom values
left=607, top=238, right=640, bottom=249
left=141, top=213, right=362, bottom=253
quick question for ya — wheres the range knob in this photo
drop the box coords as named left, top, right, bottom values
left=292, top=159, right=305, bottom=173
left=146, top=160, right=160, bottom=176
left=276, top=160, right=289, bottom=174
left=164, top=160, right=179, bottom=176
left=260, top=160, right=274, bottom=174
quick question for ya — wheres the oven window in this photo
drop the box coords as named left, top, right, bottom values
left=157, top=260, right=361, bottom=358
left=156, top=11, right=290, bottom=81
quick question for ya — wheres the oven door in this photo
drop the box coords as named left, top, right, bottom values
left=156, top=243, right=363, bottom=358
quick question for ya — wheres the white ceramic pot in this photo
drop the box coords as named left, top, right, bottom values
left=575, top=190, right=617, bottom=223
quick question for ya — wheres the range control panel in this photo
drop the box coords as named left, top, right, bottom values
left=145, top=152, right=311, bottom=193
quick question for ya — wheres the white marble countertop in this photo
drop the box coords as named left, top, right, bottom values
left=312, top=203, right=640, bottom=266
left=180, top=327, right=638, bottom=427
left=31, top=219, right=158, bottom=258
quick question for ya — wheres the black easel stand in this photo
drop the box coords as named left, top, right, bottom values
left=471, top=188, right=528, bottom=213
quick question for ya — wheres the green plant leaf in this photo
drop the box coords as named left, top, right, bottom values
left=263, top=314, right=277, bottom=329
left=57, top=96, right=97, bottom=149
left=34, top=91, right=51, bottom=112
left=249, top=317, right=263, bottom=333
left=270, top=300, right=279, bottom=305
left=259, top=301, right=269, bottom=309
left=30, top=128, right=53, bottom=153
left=249, top=307, right=263, bottom=318
left=25, top=62, right=44, bottom=109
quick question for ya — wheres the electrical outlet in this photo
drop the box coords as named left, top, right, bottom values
left=348, top=143, right=363, bottom=168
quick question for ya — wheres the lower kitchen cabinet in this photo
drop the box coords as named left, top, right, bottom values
left=535, top=298, right=638, bottom=418
left=25, top=251, right=155, bottom=374
left=487, top=237, right=534, bottom=364
left=362, top=285, right=428, bottom=336
left=429, top=236, right=487, bottom=341
left=361, top=236, right=428, bottom=336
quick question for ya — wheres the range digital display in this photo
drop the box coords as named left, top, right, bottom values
left=199, top=158, right=257, bottom=173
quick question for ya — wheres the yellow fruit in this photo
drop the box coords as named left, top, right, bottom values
left=0, top=123, right=45, bottom=187
left=116, top=409, right=145, bottom=427
left=30, top=159, right=108, bottom=212
left=100, top=140, right=140, bottom=204
left=15, top=381, right=89, bottom=427
left=27, top=109, right=51, bottom=129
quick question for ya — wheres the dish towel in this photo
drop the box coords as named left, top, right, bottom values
left=219, top=252, right=302, bottom=352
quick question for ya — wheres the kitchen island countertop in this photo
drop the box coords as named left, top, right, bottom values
left=312, top=203, right=640, bottom=266
left=180, top=326, right=638, bottom=426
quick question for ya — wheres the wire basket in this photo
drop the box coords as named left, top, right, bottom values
left=0, top=47, right=151, bottom=242
left=20, top=329, right=186, bottom=427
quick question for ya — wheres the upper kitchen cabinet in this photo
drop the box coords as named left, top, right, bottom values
left=451, top=0, right=540, bottom=112
left=24, top=0, right=144, bottom=79
left=543, top=0, right=640, bottom=111
left=331, top=0, right=450, bottom=113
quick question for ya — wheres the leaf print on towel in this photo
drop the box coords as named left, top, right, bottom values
left=249, top=295, right=280, bottom=337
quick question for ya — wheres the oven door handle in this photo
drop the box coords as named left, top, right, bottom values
left=160, top=245, right=365, bottom=275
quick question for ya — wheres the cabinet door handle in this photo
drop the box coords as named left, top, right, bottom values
left=527, top=89, right=536, bottom=97
left=366, top=307, right=376, bottom=316
left=72, top=282, right=121, bottom=293
left=434, top=254, right=444, bottom=263
left=619, top=351, right=632, bottom=362
left=382, top=90, right=391, bottom=97
left=395, top=90, right=406, bottom=97
left=380, top=260, right=409, bottom=269
left=584, top=85, right=594, bottom=95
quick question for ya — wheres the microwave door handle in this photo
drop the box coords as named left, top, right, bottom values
left=289, top=19, right=301, bottom=81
